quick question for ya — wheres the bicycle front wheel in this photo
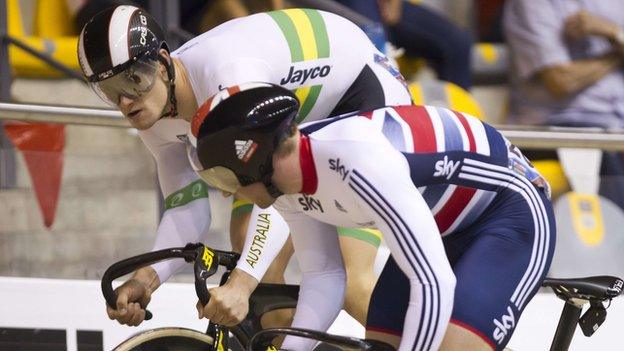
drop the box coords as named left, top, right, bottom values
left=113, top=327, right=245, bottom=351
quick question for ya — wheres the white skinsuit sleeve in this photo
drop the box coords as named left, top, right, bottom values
left=235, top=204, right=290, bottom=282
left=139, top=131, right=212, bottom=284
left=278, top=209, right=346, bottom=351
left=345, top=142, right=456, bottom=351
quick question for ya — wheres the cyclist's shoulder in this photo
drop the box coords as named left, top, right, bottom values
left=273, top=196, right=306, bottom=216
left=172, top=14, right=279, bottom=59
left=302, top=115, right=404, bottom=172
left=302, top=112, right=384, bottom=144
left=382, top=104, right=503, bottom=149
left=138, top=119, right=190, bottom=149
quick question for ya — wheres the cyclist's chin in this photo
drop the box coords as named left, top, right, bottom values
left=128, top=111, right=160, bottom=130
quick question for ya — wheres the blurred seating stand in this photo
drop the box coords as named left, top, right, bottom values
left=4, top=0, right=81, bottom=78
left=1, top=0, right=85, bottom=189
left=148, top=0, right=194, bottom=50
left=1, top=0, right=16, bottom=188
left=472, top=43, right=508, bottom=85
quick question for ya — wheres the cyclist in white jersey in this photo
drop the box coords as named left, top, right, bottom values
left=77, top=5, right=411, bottom=326
left=190, top=83, right=556, bottom=351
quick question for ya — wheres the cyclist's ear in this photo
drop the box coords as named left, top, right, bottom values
left=157, top=49, right=171, bottom=78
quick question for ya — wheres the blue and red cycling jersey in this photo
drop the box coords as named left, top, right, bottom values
left=301, top=104, right=550, bottom=236
left=262, top=104, right=554, bottom=351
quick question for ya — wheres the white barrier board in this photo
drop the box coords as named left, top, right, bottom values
left=0, top=277, right=621, bottom=350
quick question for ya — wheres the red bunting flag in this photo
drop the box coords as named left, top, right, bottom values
left=4, top=123, right=65, bottom=228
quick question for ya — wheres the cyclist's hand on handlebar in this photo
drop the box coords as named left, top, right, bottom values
left=196, top=269, right=258, bottom=326
left=197, top=284, right=249, bottom=326
left=107, top=278, right=152, bottom=326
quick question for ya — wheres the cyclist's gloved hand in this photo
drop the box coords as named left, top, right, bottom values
left=107, top=277, right=153, bottom=327
left=196, top=269, right=258, bottom=326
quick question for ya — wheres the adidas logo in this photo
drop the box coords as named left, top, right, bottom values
left=235, top=139, right=257, bottom=162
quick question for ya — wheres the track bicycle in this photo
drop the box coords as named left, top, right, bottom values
left=102, top=243, right=623, bottom=350
left=102, top=243, right=393, bottom=350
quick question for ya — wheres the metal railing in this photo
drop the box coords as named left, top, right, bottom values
left=499, top=127, right=624, bottom=151
left=0, top=103, right=127, bottom=128
left=2, top=102, right=624, bottom=151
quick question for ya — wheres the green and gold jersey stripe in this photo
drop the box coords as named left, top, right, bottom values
left=294, top=85, right=322, bottom=123
left=268, top=9, right=330, bottom=62
left=337, top=227, right=383, bottom=248
left=268, top=10, right=304, bottom=62
left=164, top=179, right=209, bottom=210
left=231, top=198, right=254, bottom=217
left=268, top=9, right=330, bottom=120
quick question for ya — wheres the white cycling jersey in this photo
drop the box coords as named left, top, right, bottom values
left=137, top=9, right=411, bottom=282
left=275, top=108, right=455, bottom=351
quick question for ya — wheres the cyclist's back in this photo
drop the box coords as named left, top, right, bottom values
left=275, top=104, right=556, bottom=350
left=364, top=105, right=549, bottom=234
left=173, top=9, right=410, bottom=122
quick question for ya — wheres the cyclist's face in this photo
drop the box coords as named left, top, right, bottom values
left=235, top=182, right=276, bottom=208
left=117, top=62, right=169, bottom=130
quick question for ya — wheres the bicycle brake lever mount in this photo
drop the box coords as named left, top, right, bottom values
left=194, top=245, right=220, bottom=305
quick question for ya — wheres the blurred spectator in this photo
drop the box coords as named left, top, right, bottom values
left=195, top=0, right=284, bottom=32
left=331, top=0, right=389, bottom=52
left=504, top=0, right=624, bottom=208
left=383, top=0, right=473, bottom=89
left=68, top=1, right=283, bottom=36
left=475, top=0, right=506, bottom=43
left=337, top=0, right=473, bottom=89
left=67, top=0, right=134, bottom=30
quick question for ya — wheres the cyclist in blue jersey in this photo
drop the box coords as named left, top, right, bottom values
left=190, top=83, right=556, bottom=351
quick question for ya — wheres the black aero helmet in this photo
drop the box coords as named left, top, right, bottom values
left=190, top=83, right=300, bottom=196
left=77, top=5, right=177, bottom=116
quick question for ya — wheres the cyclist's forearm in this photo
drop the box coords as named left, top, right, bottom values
left=145, top=140, right=213, bottom=283
left=228, top=268, right=259, bottom=295
left=235, top=204, right=290, bottom=282
left=151, top=199, right=212, bottom=283
left=131, top=266, right=161, bottom=291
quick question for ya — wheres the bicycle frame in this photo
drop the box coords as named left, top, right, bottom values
left=103, top=243, right=622, bottom=351
left=248, top=328, right=395, bottom=351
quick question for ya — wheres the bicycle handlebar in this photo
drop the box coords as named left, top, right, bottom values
left=101, top=243, right=240, bottom=320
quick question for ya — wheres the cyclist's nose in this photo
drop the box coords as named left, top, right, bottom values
left=118, top=96, right=134, bottom=110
